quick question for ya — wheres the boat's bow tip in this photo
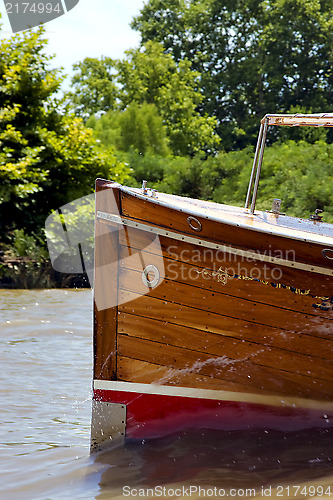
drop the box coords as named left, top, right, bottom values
left=95, top=178, right=122, bottom=190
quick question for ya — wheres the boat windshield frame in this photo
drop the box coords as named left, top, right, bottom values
left=245, top=113, right=333, bottom=214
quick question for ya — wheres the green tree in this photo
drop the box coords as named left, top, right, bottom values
left=117, top=41, right=220, bottom=155
left=0, top=28, right=130, bottom=237
left=69, top=42, right=220, bottom=156
left=66, top=56, right=118, bottom=120
left=210, top=140, right=333, bottom=222
left=88, top=102, right=171, bottom=156
left=133, top=0, right=333, bottom=149
left=123, top=139, right=333, bottom=223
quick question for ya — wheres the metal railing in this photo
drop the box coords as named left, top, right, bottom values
left=244, top=113, right=333, bottom=214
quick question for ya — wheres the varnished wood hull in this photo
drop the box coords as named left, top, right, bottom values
left=91, top=179, right=333, bottom=449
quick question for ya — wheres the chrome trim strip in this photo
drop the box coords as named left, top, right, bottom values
left=93, top=379, right=333, bottom=411
left=120, top=186, right=333, bottom=246
left=97, top=211, right=333, bottom=277
left=121, top=186, right=333, bottom=245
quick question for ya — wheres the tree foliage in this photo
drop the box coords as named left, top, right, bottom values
left=116, top=42, right=220, bottom=155
left=88, top=102, right=171, bottom=156
left=67, top=56, right=118, bottom=120
left=0, top=28, right=130, bottom=237
left=128, top=140, right=333, bottom=223
left=132, top=0, right=333, bottom=149
left=69, top=42, right=220, bottom=156
left=1, top=5, right=332, bottom=281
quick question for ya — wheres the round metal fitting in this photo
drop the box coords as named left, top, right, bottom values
left=187, top=216, right=202, bottom=232
left=142, top=265, right=160, bottom=288
left=322, top=249, right=333, bottom=260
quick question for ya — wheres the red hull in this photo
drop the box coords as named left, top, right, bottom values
left=93, top=388, right=332, bottom=440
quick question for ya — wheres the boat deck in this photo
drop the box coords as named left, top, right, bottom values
left=122, top=187, right=333, bottom=246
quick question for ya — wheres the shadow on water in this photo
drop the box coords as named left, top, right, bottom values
left=92, top=426, right=333, bottom=498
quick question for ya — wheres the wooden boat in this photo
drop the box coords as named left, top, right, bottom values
left=91, top=114, right=333, bottom=450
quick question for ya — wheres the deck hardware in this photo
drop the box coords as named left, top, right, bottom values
left=310, top=209, right=323, bottom=222
left=97, top=211, right=333, bottom=277
left=270, top=198, right=282, bottom=214
left=187, top=216, right=202, bottom=232
left=142, top=180, right=148, bottom=195
left=245, top=117, right=269, bottom=214
left=141, top=181, right=158, bottom=198
left=245, top=113, right=333, bottom=214
left=142, top=264, right=160, bottom=288
left=91, top=400, right=126, bottom=451
left=322, top=249, right=333, bottom=260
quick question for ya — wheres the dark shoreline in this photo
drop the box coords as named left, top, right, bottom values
left=0, top=255, right=90, bottom=289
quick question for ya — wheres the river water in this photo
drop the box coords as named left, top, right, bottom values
left=1, top=289, right=333, bottom=500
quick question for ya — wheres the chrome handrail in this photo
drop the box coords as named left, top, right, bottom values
left=245, top=118, right=268, bottom=214
left=244, top=113, right=333, bottom=214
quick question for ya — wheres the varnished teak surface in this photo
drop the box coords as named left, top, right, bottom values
left=121, top=191, right=333, bottom=270
left=94, top=181, right=333, bottom=403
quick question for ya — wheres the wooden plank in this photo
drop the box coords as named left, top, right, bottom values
left=93, top=182, right=121, bottom=380
left=118, top=312, right=333, bottom=381
left=118, top=268, right=333, bottom=339
left=118, top=291, right=333, bottom=354
left=118, top=241, right=333, bottom=321
left=96, top=178, right=122, bottom=213
left=117, top=356, right=269, bottom=394
left=117, top=225, right=333, bottom=299
left=120, top=192, right=333, bottom=269
left=117, top=335, right=333, bottom=400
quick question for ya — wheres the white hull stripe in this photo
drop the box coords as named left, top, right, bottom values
left=97, top=211, right=333, bottom=277
left=93, top=379, right=333, bottom=412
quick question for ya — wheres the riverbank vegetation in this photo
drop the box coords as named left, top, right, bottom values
left=1, top=0, right=333, bottom=287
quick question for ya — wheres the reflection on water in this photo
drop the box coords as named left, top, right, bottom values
left=94, top=428, right=333, bottom=499
left=0, top=289, right=332, bottom=499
